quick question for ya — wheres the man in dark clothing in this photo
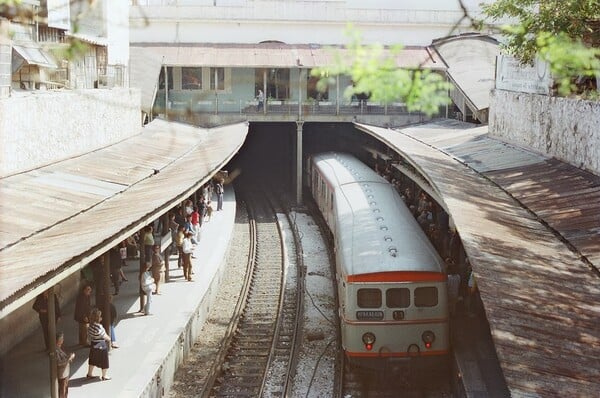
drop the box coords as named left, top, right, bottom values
left=33, top=290, right=61, bottom=351
left=109, top=247, right=123, bottom=295
left=74, top=284, right=92, bottom=346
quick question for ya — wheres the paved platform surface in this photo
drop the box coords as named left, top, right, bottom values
left=1, top=189, right=236, bottom=398
left=452, top=309, right=510, bottom=397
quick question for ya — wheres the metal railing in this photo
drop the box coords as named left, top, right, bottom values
left=161, top=98, right=418, bottom=118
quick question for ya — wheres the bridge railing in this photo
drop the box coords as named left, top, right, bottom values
left=163, top=98, right=417, bottom=118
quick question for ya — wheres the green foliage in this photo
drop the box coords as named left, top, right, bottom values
left=312, top=27, right=452, bottom=116
left=482, top=0, right=600, bottom=63
left=482, top=0, right=600, bottom=96
left=537, top=32, right=600, bottom=96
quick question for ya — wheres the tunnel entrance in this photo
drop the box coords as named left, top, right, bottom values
left=227, top=121, right=370, bottom=194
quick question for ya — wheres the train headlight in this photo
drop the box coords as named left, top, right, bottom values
left=362, top=332, right=376, bottom=351
left=422, top=330, right=435, bottom=349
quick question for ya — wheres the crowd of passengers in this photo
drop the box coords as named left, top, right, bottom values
left=374, top=160, right=480, bottom=320
left=31, top=177, right=225, bottom=397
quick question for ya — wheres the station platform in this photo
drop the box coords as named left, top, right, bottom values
left=451, top=310, right=510, bottom=397
left=1, top=189, right=236, bottom=398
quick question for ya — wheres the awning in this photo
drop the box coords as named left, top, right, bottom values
left=356, top=120, right=600, bottom=397
left=130, top=42, right=446, bottom=69
left=65, top=32, right=108, bottom=47
left=129, top=46, right=164, bottom=115
left=0, top=119, right=248, bottom=318
left=432, top=34, right=500, bottom=113
left=12, top=44, right=57, bottom=71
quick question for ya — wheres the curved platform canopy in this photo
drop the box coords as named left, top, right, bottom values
left=356, top=120, right=600, bottom=396
left=0, top=119, right=248, bottom=318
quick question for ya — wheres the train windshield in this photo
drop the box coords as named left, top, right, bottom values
left=414, top=287, right=438, bottom=307
left=386, top=288, right=410, bottom=308
left=357, top=288, right=381, bottom=308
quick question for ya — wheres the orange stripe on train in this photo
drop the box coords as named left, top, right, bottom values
left=346, top=271, right=447, bottom=283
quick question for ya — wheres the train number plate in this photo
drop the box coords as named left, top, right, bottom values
left=356, top=311, right=384, bottom=320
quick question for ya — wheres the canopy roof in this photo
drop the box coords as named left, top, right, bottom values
left=0, top=119, right=248, bottom=318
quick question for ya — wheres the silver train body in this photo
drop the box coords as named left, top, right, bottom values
left=308, top=152, right=449, bottom=370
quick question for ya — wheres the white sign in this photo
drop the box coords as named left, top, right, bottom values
left=495, top=54, right=552, bottom=95
left=47, top=0, right=71, bottom=30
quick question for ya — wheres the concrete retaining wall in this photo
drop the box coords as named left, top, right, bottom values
left=0, top=88, right=141, bottom=177
left=489, top=90, right=600, bottom=175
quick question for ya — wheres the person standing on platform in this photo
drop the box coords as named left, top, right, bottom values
left=206, top=200, right=214, bottom=222
left=446, top=259, right=461, bottom=317
left=191, top=206, right=200, bottom=242
left=32, top=290, right=60, bottom=351
left=466, top=267, right=479, bottom=318
left=216, top=179, right=224, bottom=211
left=140, top=263, right=155, bottom=315
left=109, top=296, right=119, bottom=348
left=182, top=231, right=195, bottom=282
left=175, top=225, right=185, bottom=269
left=74, top=284, right=92, bottom=346
left=86, top=308, right=111, bottom=380
left=197, top=197, right=206, bottom=228
left=151, top=244, right=164, bottom=295
left=109, top=247, right=126, bottom=296
left=55, top=331, right=74, bottom=398
left=257, top=89, right=264, bottom=112
left=142, top=225, right=154, bottom=264
left=119, top=241, right=128, bottom=267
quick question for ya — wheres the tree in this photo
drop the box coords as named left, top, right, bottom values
left=481, top=0, right=600, bottom=96
left=312, top=27, right=453, bottom=117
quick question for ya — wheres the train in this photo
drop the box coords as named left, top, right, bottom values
left=307, top=152, right=449, bottom=371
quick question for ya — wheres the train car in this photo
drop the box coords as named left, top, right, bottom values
left=308, top=152, right=449, bottom=371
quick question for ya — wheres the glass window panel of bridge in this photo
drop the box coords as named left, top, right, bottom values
left=182, top=67, right=202, bottom=90
left=357, top=288, right=382, bottom=308
left=210, top=67, right=225, bottom=91
left=255, top=68, right=290, bottom=100
left=414, top=287, right=438, bottom=307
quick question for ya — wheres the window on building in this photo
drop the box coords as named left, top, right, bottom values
left=182, top=67, right=202, bottom=90
left=210, top=67, right=225, bottom=91
left=255, top=68, right=290, bottom=100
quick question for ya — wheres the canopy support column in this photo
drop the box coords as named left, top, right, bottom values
left=48, top=286, right=58, bottom=398
left=295, top=121, right=304, bottom=205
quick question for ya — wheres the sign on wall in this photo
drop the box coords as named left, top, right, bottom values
left=47, top=0, right=71, bottom=30
left=495, top=54, right=553, bottom=95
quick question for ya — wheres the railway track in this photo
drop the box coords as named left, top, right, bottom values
left=204, top=187, right=302, bottom=397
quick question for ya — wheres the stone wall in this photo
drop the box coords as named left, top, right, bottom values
left=489, top=90, right=600, bottom=175
left=0, top=88, right=141, bottom=177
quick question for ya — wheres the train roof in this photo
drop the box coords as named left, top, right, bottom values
left=313, top=152, right=445, bottom=277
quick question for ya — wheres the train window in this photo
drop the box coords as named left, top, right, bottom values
left=414, top=287, right=438, bottom=307
left=357, top=288, right=382, bottom=308
left=386, top=288, right=410, bottom=308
